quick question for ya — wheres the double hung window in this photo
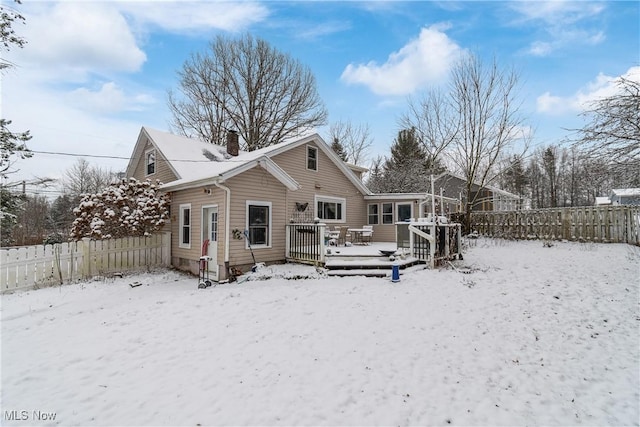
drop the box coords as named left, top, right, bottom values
left=247, top=202, right=271, bottom=247
left=179, top=204, right=191, bottom=248
left=146, top=150, right=156, bottom=175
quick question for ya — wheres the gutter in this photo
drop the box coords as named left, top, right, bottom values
left=214, top=181, right=231, bottom=280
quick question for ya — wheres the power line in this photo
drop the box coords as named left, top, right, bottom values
left=29, top=150, right=130, bottom=160
left=28, top=150, right=247, bottom=163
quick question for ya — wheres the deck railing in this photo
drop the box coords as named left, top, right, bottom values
left=398, top=222, right=462, bottom=268
left=285, top=223, right=326, bottom=265
left=1, top=232, right=171, bottom=293
left=470, top=206, right=640, bottom=245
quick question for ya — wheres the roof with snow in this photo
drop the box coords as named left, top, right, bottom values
left=126, top=127, right=371, bottom=195
left=611, top=188, right=640, bottom=197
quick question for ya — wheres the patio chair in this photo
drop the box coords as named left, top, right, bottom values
left=336, top=226, right=348, bottom=246
left=361, top=225, right=373, bottom=244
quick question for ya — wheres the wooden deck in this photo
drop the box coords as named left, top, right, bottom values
left=324, top=242, right=423, bottom=277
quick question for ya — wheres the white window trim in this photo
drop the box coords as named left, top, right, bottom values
left=306, top=145, right=318, bottom=171
left=202, top=204, right=218, bottom=243
left=382, top=202, right=394, bottom=224
left=367, top=203, right=379, bottom=225
left=315, top=195, right=346, bottom=223
left=145, top=149, right=156, bottom=176
left=179, top=203, right=191, bottom=249
left=396, top=202, right=413, bottom=222
left=246, top=200, right=272, bottom=249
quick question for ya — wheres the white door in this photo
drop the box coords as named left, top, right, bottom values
left=202, top=206, right=219, bottom=281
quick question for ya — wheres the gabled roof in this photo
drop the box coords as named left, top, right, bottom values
left=433, top=171, right=520, bottom=199
left=127, top=127, right=371, bottom=195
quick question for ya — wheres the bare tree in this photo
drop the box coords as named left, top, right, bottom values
left=447, top=54, right=525, bottom=224
left=400, top=88, right=458, bottom=169
left=62, top=158, right=117, bottom=197
left=326, top=120, right=373, bottom=165
left=168, top=33, right=327, bottom=151
left=571, top=75, right=640, bottom=176
left=401, top=54, right=526, bottom=225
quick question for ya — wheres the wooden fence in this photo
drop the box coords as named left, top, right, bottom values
left=470, top=206, right=640, bottom=245
left=0, top=233, right=171, bottom=293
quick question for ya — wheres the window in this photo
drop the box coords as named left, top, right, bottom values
left=316, top=196, right=345, bottom=222
left=368, top=204, right=379, bottom=225
left=146, top=150, right=156, bottom=175
left=307, top=145, right=318, bottom=171
left=179, top=204, right=191, bottom=248
left=382, top=203, right=393, bottom=224
left=397, top=203, right=412, bottom=222
left=246, top=201, right=271, bottom=247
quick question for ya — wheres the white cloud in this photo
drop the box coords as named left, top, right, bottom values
left=537, top=66, right=640, bottom=115
left=340, top=24, right=464, bottom=96
left=296, top=20, right=351, bottom=40
left=119, top=2, right=269, bottom=33
left=2, top=71, right=161, bottom=184
left=511, top=1, right=605, bottom=25
left=17, top=2, right=146, bottom=75
left=509, top=1, right=607, bottom=56
left=67, top=82, right=156, bottom=114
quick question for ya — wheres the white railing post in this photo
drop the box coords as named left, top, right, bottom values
left=318, top=223, right=326, bottom=264
left=285, top=224, right=291, bottom=260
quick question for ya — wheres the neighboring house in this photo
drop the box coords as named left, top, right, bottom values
left=610, top=188, right=640, bottom=206
left=432, top=172, right=524, bottom=212
left=595, top=196, right=612, bottom=206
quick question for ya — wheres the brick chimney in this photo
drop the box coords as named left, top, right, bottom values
left=226, top=130, right=239, bottom=156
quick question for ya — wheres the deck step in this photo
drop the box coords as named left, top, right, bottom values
left=325, top=257, right=422, bottom=271
left=326, top=269, right=390, bottom=278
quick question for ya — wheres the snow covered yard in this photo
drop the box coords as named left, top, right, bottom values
left=1, top=240, right=638, bottom=426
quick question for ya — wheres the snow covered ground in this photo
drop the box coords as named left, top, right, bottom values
left=1, top=239, right=639, bottom=426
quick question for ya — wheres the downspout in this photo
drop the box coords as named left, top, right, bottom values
left=214, top=181, right=231, bottom=279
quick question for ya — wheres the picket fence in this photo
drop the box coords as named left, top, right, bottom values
left=470, top=206, right=640, bottom=245
left=0, top=233, right=171, bottom=293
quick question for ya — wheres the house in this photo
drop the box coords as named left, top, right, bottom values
left=432, top=172, right=524, bottom=211
left=127, top=127, right=443, bottom=281
left=609, top=188, right=640, bottom=206
left=126, top=127, right=531, bottom=279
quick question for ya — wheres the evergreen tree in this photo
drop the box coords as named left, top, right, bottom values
left=0, top=187, right=24, bottom=246
left=330, top=137, right=348, bottom=162
left=365, top=156, right=386, bottom=193
left=381, top=128, right=444, bottom=193
left=501, top=155, right=528, bottom=197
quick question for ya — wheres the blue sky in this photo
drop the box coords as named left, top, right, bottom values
left=3, top=0, right=639, bottom=193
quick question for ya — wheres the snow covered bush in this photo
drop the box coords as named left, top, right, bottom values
left=70, top=178, right=169, bottom=240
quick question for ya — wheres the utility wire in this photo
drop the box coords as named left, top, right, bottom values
left=28, top=150, right=248, bottom=163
